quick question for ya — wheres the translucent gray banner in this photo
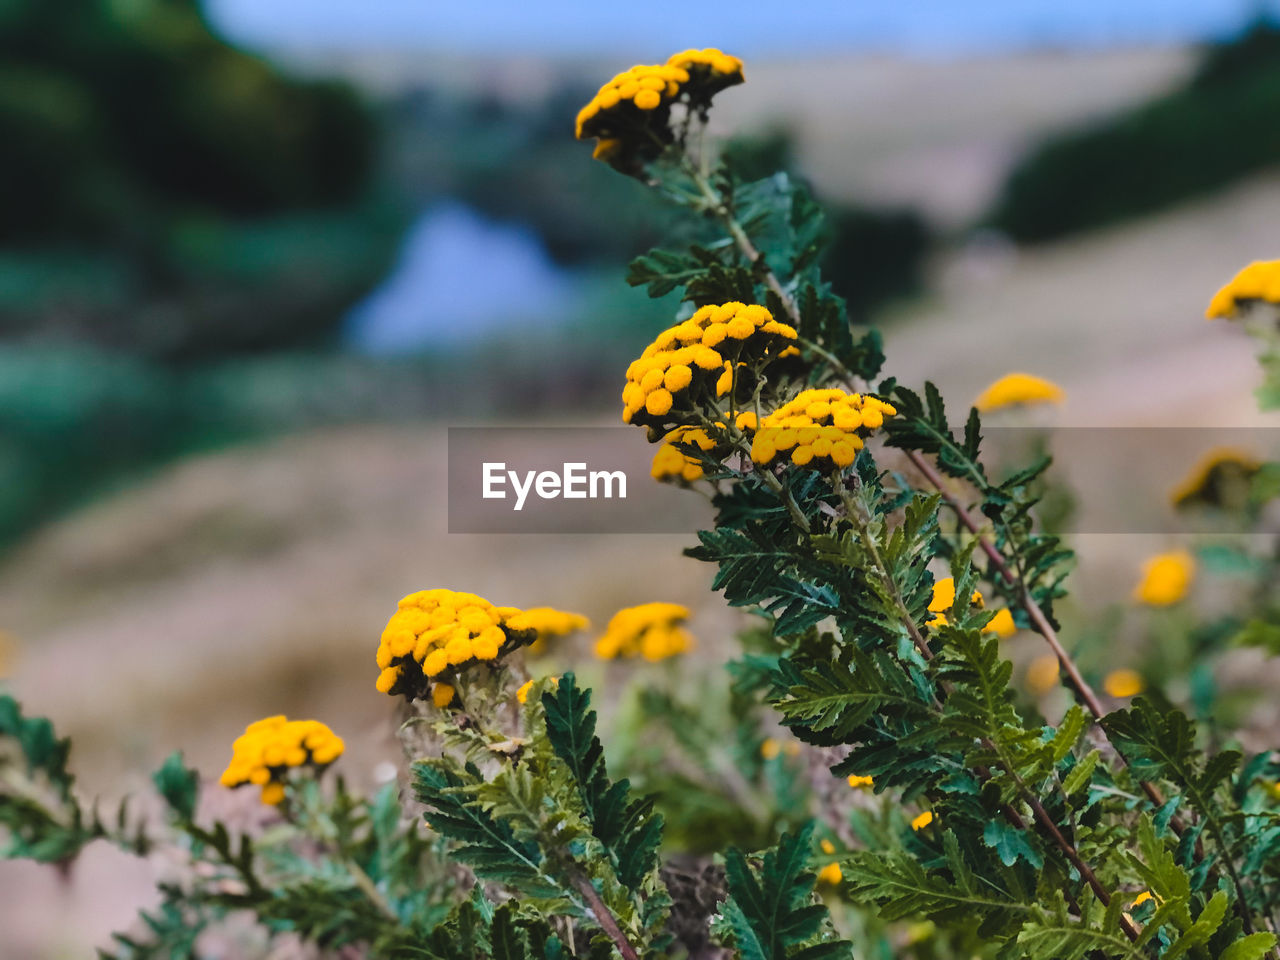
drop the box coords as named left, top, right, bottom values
left=447, top=426, right=1280, bottom=534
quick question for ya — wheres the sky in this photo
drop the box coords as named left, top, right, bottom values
left=206, top=0, right=1280, bottom=56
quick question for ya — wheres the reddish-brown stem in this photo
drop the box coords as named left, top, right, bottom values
left=573, top=874, right=640, bottom=960
left=902, top=450, right=1177, bottom=805
left=903, top=450, right=1106, bottom=714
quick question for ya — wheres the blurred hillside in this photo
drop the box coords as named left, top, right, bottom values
left=987, top=19, right=1280, bottom=241
left=0, top=0, right=395, bottom=358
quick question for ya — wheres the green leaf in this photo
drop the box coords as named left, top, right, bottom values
left=1221, top=932, right=1280, bottom=960
left=719, top=823, right=852, bottom=960
left=0, top=694, right=106, bottom=862
left=0, top=694, right=75, bottom=804
left=982, top=819, right=1044, bottom=869
left=1232, top=619, right=1280, bottom=655
left=626, top=247, right=707, bottom=298
left=541, top=673, right=663, bottom=891
left=151, top=752, right=198, bottom=822
left=491, top=903, right=533, bottom=960
left=841, top=834, right=1031, bottom=938
left=412, top=760, right=561, bottom=900
left=1163, top=890, right=1228, bottom=960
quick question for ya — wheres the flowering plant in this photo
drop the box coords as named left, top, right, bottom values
left=4, top=46, right=1280, bottom=960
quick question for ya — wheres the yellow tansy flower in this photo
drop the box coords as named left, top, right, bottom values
left=219, top=716, right=344, bottom=805
left=652, top=426, right=718, bottom=483
left=1133, top=550, right=1195, bottom=606
left=1026, top=654, right=1060, bottom=695
left=847, top=774, right=874, bottom=789
left=973, top=373, right=1065, bottom=413
left=576, top=49, right=744, bottom=173
left=1205, top=260, right=1280, bottom=318
left=816, top=838, right=842, bottom=885
left=432, top=683, right=456, bottom=708
left=506, top=607, right=589, bottom=656
left=929, top=580, right=1015, bottom=634
left=751, top=388, right=896, bottom=471
left=623, top=302, right=796, bottom=431
left=516, top=675, right=560, bottom=706
left=1104, top=669, right=1144, bottom=699
left=375, top=589, right=548, bottom=703
left=911, top=810, right=935, bottom=831
left=985, top=608, right=1017, bottom=639
left=1169, top=448, right=1262, bottom=508
left=594, top=602, right=693, bottom=661
left=761, top=737, right=782, bottom=760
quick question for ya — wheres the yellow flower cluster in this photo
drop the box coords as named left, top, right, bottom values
left=666, top=47, right=746, bottom=90
left=575, top=49, right=744, bottom=169
left=652, top=426, right=720, bottom=482
left=927, top=577, right=1017, bottom=638
left=847, top=774, right=874, bottom=789
left=594, top=602, right=693, bottom=661
left=750, top=389, right=896, bottom=469
left=219, top=716, right=344, bottom=806
left=817, top=838, right=842, bottom=885
left=623, top=302, right=796, bottom=430
left=760, top=737, right=801, bottom=760
left=1026, top=654, right=1060, bottom=695
left=506, top=607, right=588, bottom=637
left=650, top=414, right=759, bottom=483
left=911, top=810, right=936, bottom=831
left=1133, top=550, right=1195, bottom=606
left=1205, top=260, right=1280, bottom=318
left=375, top=589, right=544, bottom=704
left=1169, top=448, right=1262, bottom=508
left=507, top=607, right=590, bottom=656
left=973, top=373, right=1065, bottom=413
left=516, top=675, right=560, bottom=705
left=1104, top=668, right=1145, bottom=699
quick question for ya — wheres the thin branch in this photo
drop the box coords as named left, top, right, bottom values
left=572, top=873, right=641, bottom=960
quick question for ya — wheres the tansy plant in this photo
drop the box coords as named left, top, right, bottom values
left=4, top=46, right=1280, bottom=960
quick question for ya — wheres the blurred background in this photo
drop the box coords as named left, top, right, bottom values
left=4, top=0, right=1280, bottom=954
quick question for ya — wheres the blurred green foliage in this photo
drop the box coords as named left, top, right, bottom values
left=0, top=0, right=373, bottom=233
left=986, top=19, right=1280, bottom=243
left=722, top=129, right=930, bottom=322
left=0, top=0, right=398, bottom=359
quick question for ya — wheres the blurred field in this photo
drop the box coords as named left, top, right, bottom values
left=4, top=46, right=1280, bottom=957
left=710, top=48, right=1193, bottom=223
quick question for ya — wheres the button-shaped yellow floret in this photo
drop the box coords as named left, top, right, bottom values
left=432, top=683, right=456, bottom=708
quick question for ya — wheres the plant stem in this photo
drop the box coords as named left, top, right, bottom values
left=683, top=159, right=803, bottom=327
left=903, top=451, right=1107, bottom=715
left=572, top=873, right=641, bottom=960
left=345, top=856, right=402, bottom=924
left=903, top=450, right=1191, bottom=815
